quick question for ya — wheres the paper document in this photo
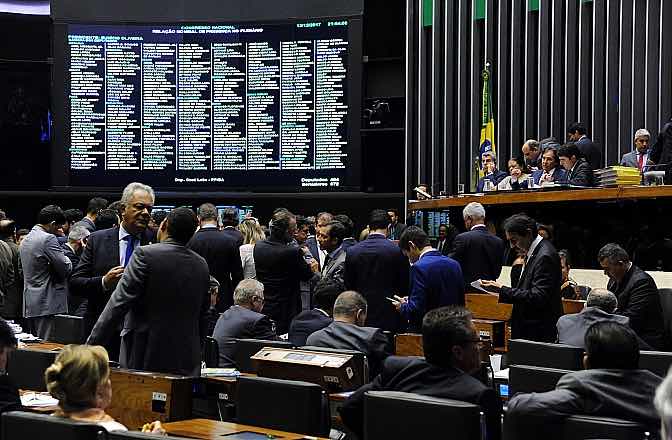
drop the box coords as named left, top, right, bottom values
left=494, top=368, right=509, bottom=380
left=21, top=392, right=59, bottom=407
left=200, top=368, right=240, bottom=377
left=470, top=280, right=494, bottom=294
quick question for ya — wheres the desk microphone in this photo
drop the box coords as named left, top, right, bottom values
left=413, top=187, right=433, bottom=200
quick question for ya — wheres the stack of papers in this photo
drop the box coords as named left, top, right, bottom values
left=200, top=368, right=240, bottom=377
left=15, top=333, right=40, bottom=342
left=594, top=166, right=641, bottom=187
left=20, top=392, right=59, bottom=408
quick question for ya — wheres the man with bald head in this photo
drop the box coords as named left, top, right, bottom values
left=521, top=139, right=541, bottom=171
left=306, top=290, right=391, bottom=377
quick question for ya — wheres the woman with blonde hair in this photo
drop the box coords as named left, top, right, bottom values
left=45, top=344, right=164, bottom=434
left=238, top=217, right=265, bottom=279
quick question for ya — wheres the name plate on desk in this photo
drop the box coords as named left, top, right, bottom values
left=252, top=348, right=362, bottom=392
left=473, top=319, right=505, bottom=348
left=107, top=368, right=193, bottom=429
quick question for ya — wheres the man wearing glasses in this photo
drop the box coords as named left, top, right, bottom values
left=71, top=182, right=155, bottom=360
left=212, top=279, right=277, bottom=367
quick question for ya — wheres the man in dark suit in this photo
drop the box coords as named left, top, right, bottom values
left=436, top=224, right=458, bottom=255
left=212, top=279, right=277, bottom=367
left=522, top=139, right=542, bottom=171
left=568, top=122, right=602, bottom=170
left=333, top=214, right=357, bottom=250
left=449, top=202, right=504, bottom=288
left=70, top=182, right=154, bottom=356
left=557, top=288, right=630, bottom=348
left=220, top=207, right=243, bottom=247
left=620, top=129, right=651, bottom=170
left=0, top=319, right=21, bottom=420
left=598, top=243, right=665, bottom=349
left=188, top=203, right=243, bottom=312
left=88, top=208, right=210, bottom=376
left=306, top=291, right=390, bottom=377
left=394, top=226, right=464, bottom=330
left=254, top=209, right=318, bottom=334
left=339, top=306, right=502, bottom=440
left=650, top=119, right=672, bottom=170
left=344, top=209, right=409, bottom=332
left=476, top=151, right=508, bottom=192
left=288, top=278, right=340, bottom=346
left=0, top=220, right=23, bottom=323
left=531, top=146, right=568, bottom=186
left=507, top=322, right=662, bottom=436
left=386, top=209, right=406, bottom=240
left=318, top=221, right=348, bottom=287
left=73, top=197, right=109, bottom=234
left=558, top=143, right=594, bottom=186
left=481, top=214, right=563, bottom=342
left=305, top=212, right=333, bottom=270
left=62, top=225, right=91, bottom=316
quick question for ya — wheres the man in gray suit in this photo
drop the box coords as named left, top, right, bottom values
left=87, top=207, right=210, bottom=376
left=620, top=129, right=651, bottom=170
left=19, top=205, right=72, bottom=339
left=318, top=220, right=348, bottom=287
left=507, top=321, right=662, bottom=436
left=306, top=291, right=390, bottom=377
left=556, top=288, right=628, bottom=348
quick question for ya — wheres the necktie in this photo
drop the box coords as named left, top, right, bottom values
left=124, top=235, right=136, bottom=267
left=638, top=153, right=644, bottom=170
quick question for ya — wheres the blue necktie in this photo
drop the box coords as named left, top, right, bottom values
left=124, top=235, right=136, bottom=267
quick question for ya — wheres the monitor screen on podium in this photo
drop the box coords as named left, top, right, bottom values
left=51, top=0, right=363, bottom=192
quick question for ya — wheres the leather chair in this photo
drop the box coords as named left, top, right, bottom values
left=639, top=350, right=672, bottom=377
left=51, top=314, right=86, bottom=344
left=507, top=339, right=583, bottom=370
left=236, top=376, right=330, bottom=437
left=7, top=348, right=58, bottom=391
left=364, top=391, right=481, bottom=440
left=508, top=364, right=573, bottom=395
left=301, top=345, right=370, bottom=384
left=1, top=411, right=104, bottom=440
left=233, top=339, right=293, bottom=373
left=658, top=288, right=672, bottom=349
left=202, top=336, right=219, bottom=368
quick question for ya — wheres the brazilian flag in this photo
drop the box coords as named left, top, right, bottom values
left=478, top=63, right=496, bottom=179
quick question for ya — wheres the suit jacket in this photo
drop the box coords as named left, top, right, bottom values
left=19, top=226, right=72, bottom=318
left=87, top=240, right=210, bottom=376
left=288, top=308, right=332, bottom=346
left=70, top=227, right=150, bottom=337
left=306, top=320, right=391, bottom=377
left=649, top=120, right=672, bottom=166
left=386, top=222, right=406, bottom=240
left=187, top=227, right=243, bottom=311
left=435, top=224, right=459, bottom=256
left=476, top=170, right=508, bottom=192
left=449, top=226, right=505, bottom=288
left=400, top=250, right=464, bottom=330
left=221, top=227, right=244, bottom=248
left=321, top=244, right=346, bottom=287
left=576, top=136, right=603, bottom=170
left=341, top=238, right=357, bottom=251
left=496, top=238, right=563, bottom=342
left=0, top=239, right=22, bottom=319
left=254, top=237, right=314, bottom=334
left=305, top=236, right=321, bottom=269
left=556, top=307, right=630, bottom=348
left=212, top=305, right=277, bottom=367
left=620, top=150, right=648, bottom=169
left=608, top=264, right=665, bottom=349
left=74, top=217, right=96, bottom=234
left=344, top=234, right=409, bottom=332
left=339, top=356, right=502, bottom=440
left=61, top=243, right=87, bottom=317
left=506, top=369, right=662, bottom=436
left=532, top=167, right=568, bottom=186
left=562, top=158, right=594, bottom=186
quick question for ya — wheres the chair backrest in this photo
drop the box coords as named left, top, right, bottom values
left=508, top=365, right=573, bottom=395
left=202, top=336, right=219, bottom=368
left=639, top=350, right=672, bottom=377
left=236, top=376, right=330, bottom=437
left=51, top=314, right=86, bottom=345
left=658, top=288, right=672, bottom=349
left=301, top=345, right=370, bottom=384
left=507, top=339, right=584, bottom=370
left=108, top=431, right=189, bottom=440
left=233, top=339, right=293, bottom=373
left=8, top=348, right=58, bottom=391
left=1, top=411, right=105, bottom=440
left=364, top=391, right=482, bottom=440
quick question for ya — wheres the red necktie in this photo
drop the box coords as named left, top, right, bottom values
left=638, top=153, right=644, bottom=170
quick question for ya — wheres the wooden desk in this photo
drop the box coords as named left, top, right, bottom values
left=394, top=333, right=423, bottom=357
left=107, top=368, right=193, bottom=430
left=409, top=185, right=672, bottom=209
left=164, top=418, right=327, bottom=440
left=466, top=294, right=513, bottom=351
left=562, top=299, right=586, bottom=315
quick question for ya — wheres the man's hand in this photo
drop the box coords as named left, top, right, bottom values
left=102, top=266, right=124, bottom=290
left=479, top=279, right=502, bottom=295
left=309, top=259, right=319, bottom=273
left=141, top=421, right=166, bottom=434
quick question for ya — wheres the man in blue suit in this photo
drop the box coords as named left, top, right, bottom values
left=288, top=278, right=340, bottom=346
left=345, top=210, right=409, bottom=332
left=531, top=146, right=567, bottom=186
left=476, top=151, right=507, bottom=192
left=393, top=226, right=464, bottom=331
